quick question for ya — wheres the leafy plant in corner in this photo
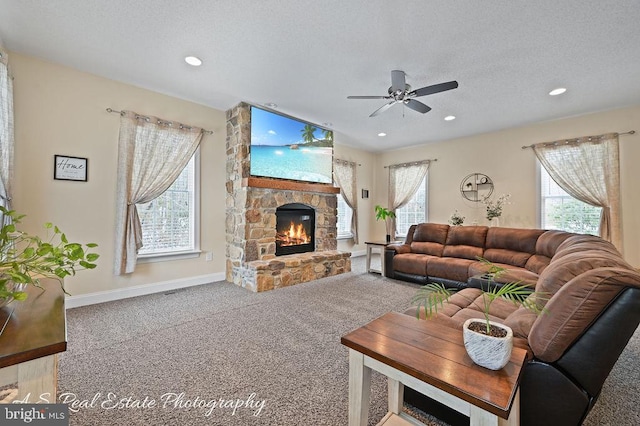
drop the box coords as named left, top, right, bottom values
left=374, top=205, right=395, bottom=242
left=411, top=258, right=547, bottom=335
left=0, top=206, right=99, bottom=304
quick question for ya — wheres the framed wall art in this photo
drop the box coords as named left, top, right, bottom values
left=54, top=155, right=88, bottom=182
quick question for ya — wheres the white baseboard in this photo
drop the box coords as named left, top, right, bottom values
left=65, top=272, right=225, bottom=309
left=350, top=250, right=367, bottom=257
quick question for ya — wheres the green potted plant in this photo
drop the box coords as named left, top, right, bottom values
left=374, top=205, right=395, bottom=243
left=448, top=209, right=465, bottom=226
left=0, top=207, right=99, bottom=307
left=484, top=193, right=510, bottom=226
left=411, top=258, right=547, bottom=370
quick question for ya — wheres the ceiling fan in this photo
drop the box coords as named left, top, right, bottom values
left=347, top=70, right=458, bottom=117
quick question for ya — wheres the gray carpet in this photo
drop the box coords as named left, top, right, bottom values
left=58, top=255, right=639, bottom=425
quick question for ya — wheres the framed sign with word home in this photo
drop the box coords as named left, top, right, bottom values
left=54, top=155, right=88, bottom=182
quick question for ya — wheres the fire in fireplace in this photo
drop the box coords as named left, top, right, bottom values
left=275, top=203, right=315, bottom=256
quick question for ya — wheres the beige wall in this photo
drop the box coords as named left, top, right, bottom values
left=11, top=52, right=228, bottom=296
left=10, top=51, right=639, bottom=302
left=375, top=105, right=640, bottom=267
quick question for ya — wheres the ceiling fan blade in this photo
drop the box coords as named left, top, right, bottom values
left=405, top=99, right=432, bottom=114
left=391, top=70, right=406, bottom=92
left=347, top=95, right=390, bottom=99
left=369, top=101, right=397, bottom=117
left=412, top=80, right=459, bottom=97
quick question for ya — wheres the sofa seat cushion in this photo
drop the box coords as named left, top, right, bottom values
left=411, top=241, right=446, bottom=257
left=404, top=288, right=530, bottom=352
left=426, top=257, right=474, bottom=283
left=393, top=253, right=432, bottom=276
left=446, top=289, right=521, bottom=321
left=468, top=261, right=539, bottom=288
left=503, top=304, right=539, bottom=339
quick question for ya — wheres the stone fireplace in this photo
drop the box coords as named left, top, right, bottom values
left=225, top=103, right=351, bottom=292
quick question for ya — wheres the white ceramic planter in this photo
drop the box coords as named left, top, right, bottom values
left=462, top=318, right=513, bottom=370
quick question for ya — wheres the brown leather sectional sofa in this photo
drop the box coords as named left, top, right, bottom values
left=385, top=223, right=569, bottom=289
left=385, top=223, right=640, bottom=426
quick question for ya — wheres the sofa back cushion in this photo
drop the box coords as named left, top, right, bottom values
left=483, top=227, right=545, bottom=268
left=535, top=250, right=631, bottom=303
left=410, top=223, right=449, bottom=256
left=524, top=230, right=575, bottom=274
left=529, top=268, right=640, bottom=362
left=442, top=226, right=487, bottom=260
left=552, top=234, right=621, bottom=261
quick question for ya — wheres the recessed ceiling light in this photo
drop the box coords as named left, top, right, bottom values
left=378, top=132, right=387, bottom=137
left=264, top=103, right=278, bottom=109
left=549, top=87, right=566, bottom=96
left=184, top=56, right=202, bottom=66
left=444, top=115, right=456, bottom=121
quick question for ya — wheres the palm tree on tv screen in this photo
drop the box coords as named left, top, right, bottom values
left=301, top=124, right=317, bottom=145
left=322, top=128, right=333, bottom=144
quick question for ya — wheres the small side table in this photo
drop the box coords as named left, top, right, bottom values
left=364, top=241, right=390, bottom=275
left=0, top=280, right=67, bottom=403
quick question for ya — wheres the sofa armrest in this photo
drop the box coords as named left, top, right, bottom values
left=386, top=243, right=411, bottom=254
left=384, top=244, right=410, bottom=278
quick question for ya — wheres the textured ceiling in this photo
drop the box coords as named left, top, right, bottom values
left=1, top=0, right=639, bottom=151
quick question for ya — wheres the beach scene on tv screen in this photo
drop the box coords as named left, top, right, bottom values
left=250, top=107, right=333, bottom=184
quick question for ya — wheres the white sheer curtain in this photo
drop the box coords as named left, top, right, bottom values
left=0, top=45, right=14, bottom=226
left=388, top=160, right=430, bottom=240
left=114, top=111, right=204, bottom=275
left=333, top=159, right=358, bottom=243
left=532, top=133, right=622, bottom=251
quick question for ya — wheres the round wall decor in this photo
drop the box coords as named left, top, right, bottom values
left=460, top=173, right=494, bottom=202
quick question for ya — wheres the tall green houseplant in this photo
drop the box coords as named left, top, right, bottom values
left=374, top=205, right=395, bottom=243
left=0, top=207, right=99, bottom=305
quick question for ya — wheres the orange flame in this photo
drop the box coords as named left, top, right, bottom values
left=276, top=221, right=311, bottom=246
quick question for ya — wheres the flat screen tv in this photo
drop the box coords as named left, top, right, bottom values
left=250, top=105, right=333, bottom=184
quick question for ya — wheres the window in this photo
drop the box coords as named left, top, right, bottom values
left=540, top=166, right=600, bottom=234
left=138, top=152, right=199, bottom=257
left=395, top=176, right=427, bottom=237
left=336, top=194, right=353, bottom=239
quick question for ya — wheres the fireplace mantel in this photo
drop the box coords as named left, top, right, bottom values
left=243, top=177, right=341, bottom=194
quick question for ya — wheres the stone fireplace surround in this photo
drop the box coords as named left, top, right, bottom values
left=225, top=103, right=351, bottom=292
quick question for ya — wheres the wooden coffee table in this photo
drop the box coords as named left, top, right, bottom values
left=341, top=312, right=527, bottom=426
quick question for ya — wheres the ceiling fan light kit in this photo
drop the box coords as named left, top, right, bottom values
left=348, top=70, right=458, bottom=117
